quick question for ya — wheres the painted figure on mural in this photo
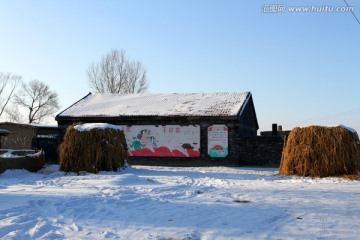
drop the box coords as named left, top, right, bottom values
left=129, top=129, right=157, bottom=153
left=126, top=125, right=201, bottom=157
left=129, top=137, right=144, bottom=150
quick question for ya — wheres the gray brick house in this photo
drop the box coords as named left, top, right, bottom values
left=55, top=92, right=258, bottom=166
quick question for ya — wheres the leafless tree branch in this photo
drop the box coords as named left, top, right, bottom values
left=14, top=79, right=60, bottom=123
left=87, top=49, right=149, bottom=94
left=0, top=72, right=22, bottom=118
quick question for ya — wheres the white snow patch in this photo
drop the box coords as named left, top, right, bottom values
left=26, top=150, right=44, bottom=158
left=58, top=92, right=250, bottom=117
left=0, top=151, right=21, bottom=158
left=338, top=124, right=358, bottom=134
left=74, top=123, right=123, bottom=132
left=0, top=165, right=359, bottom=239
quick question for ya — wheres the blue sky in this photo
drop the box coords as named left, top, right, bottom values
left=0, top=0, right=359, bottom=132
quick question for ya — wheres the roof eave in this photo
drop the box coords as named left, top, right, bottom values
left=237, top=92, right=251, bottom=116
left=55, top=92, right=92, bottom=121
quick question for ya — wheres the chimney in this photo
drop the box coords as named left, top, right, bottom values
left=272, top=123, right=278, bottom=136
left=277, top=125, right=283, bottom=132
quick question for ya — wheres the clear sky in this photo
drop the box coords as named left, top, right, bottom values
left=0, top=0, right=359, bottom=133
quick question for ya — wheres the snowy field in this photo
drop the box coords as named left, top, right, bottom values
left=0, top=165, right=359, bottom=240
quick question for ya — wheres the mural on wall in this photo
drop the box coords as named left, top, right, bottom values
left=123, top=125, right=200, bottom=157
left=208, top=125, right=228, bottom=158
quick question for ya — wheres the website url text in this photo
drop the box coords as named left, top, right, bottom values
left=262, top=5, right=354, bottom=13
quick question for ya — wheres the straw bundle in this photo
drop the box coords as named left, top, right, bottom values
left=60, top=123, right=127, bottom=173
left=279, top=126, right=360, bottom=178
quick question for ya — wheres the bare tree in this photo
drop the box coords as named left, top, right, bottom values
left=0, top=72, right=22, bottom=118
left=87, top=49, right=149, bottom=94
left=14, top=80, right=60, bottom=123
left=5, top=107, right=23, bottom=123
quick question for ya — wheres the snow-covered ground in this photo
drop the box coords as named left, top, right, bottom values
left=0, top=165, right=359, bottom=240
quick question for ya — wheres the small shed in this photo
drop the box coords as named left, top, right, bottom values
left=0, top=129, right=11, bottom=149
left=56, top=92, right=258, bottom=166
left=0, top=122, right=58, bottom=150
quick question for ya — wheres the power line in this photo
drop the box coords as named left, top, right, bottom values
left=258, top=109, right=360, bottom=131
left=343, top=0, right=360, bottom=25
left=286, top=109, right=360, bottom=125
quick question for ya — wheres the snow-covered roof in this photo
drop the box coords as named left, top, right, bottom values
left=74, top=123, right=123, bottom=132
left=57, top=92, right=251, bottom=118
left=0, top=122, right=57, bottom=129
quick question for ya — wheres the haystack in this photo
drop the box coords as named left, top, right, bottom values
left=279, top=126, right=360, bottom=178
left=60, top=123, right=127, bottom=173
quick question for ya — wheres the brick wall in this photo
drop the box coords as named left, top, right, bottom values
left=32, top=137, right=60, bottom=164
left=0, top=124, right=36, bottom=149
left=239, top=136, right=284, bottom=167
left=0, top=150, right=45, bottom=173
left=128, top=121, right=241, bottom=167
left=58, top=117, right=246, bottom=166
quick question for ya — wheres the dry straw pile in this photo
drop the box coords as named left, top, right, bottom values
left=60, top=123, right=127, bottom=173
left=279, top=126, right=360, bottom=178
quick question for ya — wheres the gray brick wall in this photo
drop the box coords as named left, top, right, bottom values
left=239, top=136, right=284, bottom=167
